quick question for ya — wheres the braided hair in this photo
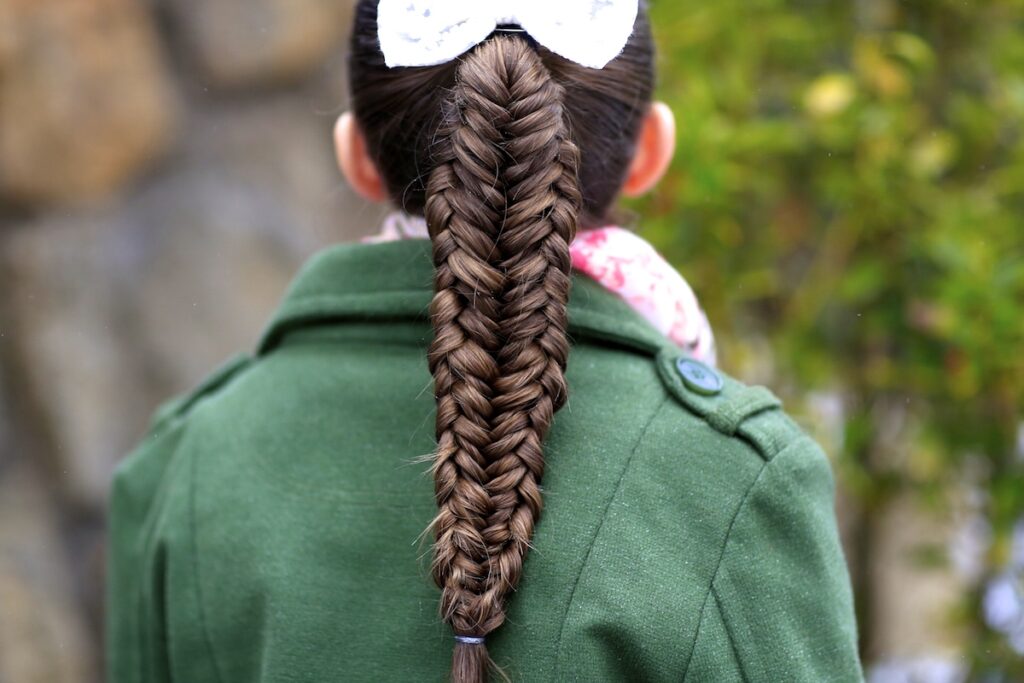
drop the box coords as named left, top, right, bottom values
left=349, top=4, right=655, bottom=681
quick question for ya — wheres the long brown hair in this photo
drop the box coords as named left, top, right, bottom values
left=349, top=4, right=655, bottom=681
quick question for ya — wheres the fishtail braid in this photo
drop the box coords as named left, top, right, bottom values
left=425, top=35, right=581, bottom=683
left=480, top=40, right=581, bottom=620
left=423, top=46, right=509, bottom=643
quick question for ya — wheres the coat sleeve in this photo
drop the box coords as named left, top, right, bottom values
left=106, top=412, right=188, bottom=683
left=684, top=436, right=864, bottom=682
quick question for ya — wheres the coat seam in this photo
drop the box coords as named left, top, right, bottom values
left=712, top=586, right=751, bottom=683
left=189, top=441, right=226, bottom=683
left=680, top=458, right=768, bottom=681
left=553, top=395, right=671, bottom=679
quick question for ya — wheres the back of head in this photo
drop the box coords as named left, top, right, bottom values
left=348, top=3, right=656, bottom=681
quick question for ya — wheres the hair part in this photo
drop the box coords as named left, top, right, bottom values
left=348, top=4, right=654, bottom=681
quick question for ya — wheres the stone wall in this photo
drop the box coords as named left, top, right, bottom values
left=0, top=1, right=376, bottom=679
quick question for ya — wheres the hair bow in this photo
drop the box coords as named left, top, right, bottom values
left=377, top=0, right=640, bottom=70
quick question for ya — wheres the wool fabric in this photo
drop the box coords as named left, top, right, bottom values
left=106, top=239, right=863, bottom=682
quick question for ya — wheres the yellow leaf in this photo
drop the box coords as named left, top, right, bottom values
left=910, top=132, right=958, bottom=178
left=855, top=37, right=911, bottom=98
left=804, top=73, right=857, bottom=118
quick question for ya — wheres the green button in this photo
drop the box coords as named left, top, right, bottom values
left=676, top=358, right=723, bottom=396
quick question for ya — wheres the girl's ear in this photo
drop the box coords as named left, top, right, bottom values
left=334, top=112, right=389, bottom=203
left=621, top=102, right=676, bottom=198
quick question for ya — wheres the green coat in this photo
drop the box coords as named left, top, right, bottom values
left=107, top=239, right=863, bottom=682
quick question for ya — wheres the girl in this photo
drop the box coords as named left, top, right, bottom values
left=107, top=1, right=863, bottom=681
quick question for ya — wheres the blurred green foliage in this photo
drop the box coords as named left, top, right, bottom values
left=642, top=0, right=1024, bottom=674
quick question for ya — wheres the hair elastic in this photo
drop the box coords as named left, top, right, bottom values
left=455, top=635, right=486, bottom=646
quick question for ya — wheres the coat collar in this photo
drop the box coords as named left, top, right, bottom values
left=258, top=240, right=673, bottom=357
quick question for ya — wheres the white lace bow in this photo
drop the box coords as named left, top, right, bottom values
left=377, top=0, right=639, bottom=69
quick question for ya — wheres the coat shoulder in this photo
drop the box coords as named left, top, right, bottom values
left=111, top=352, right=255, bottom=503
left=148, top=353, right=254, bottom=432
left=649, top=347, right=812, bottom=464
